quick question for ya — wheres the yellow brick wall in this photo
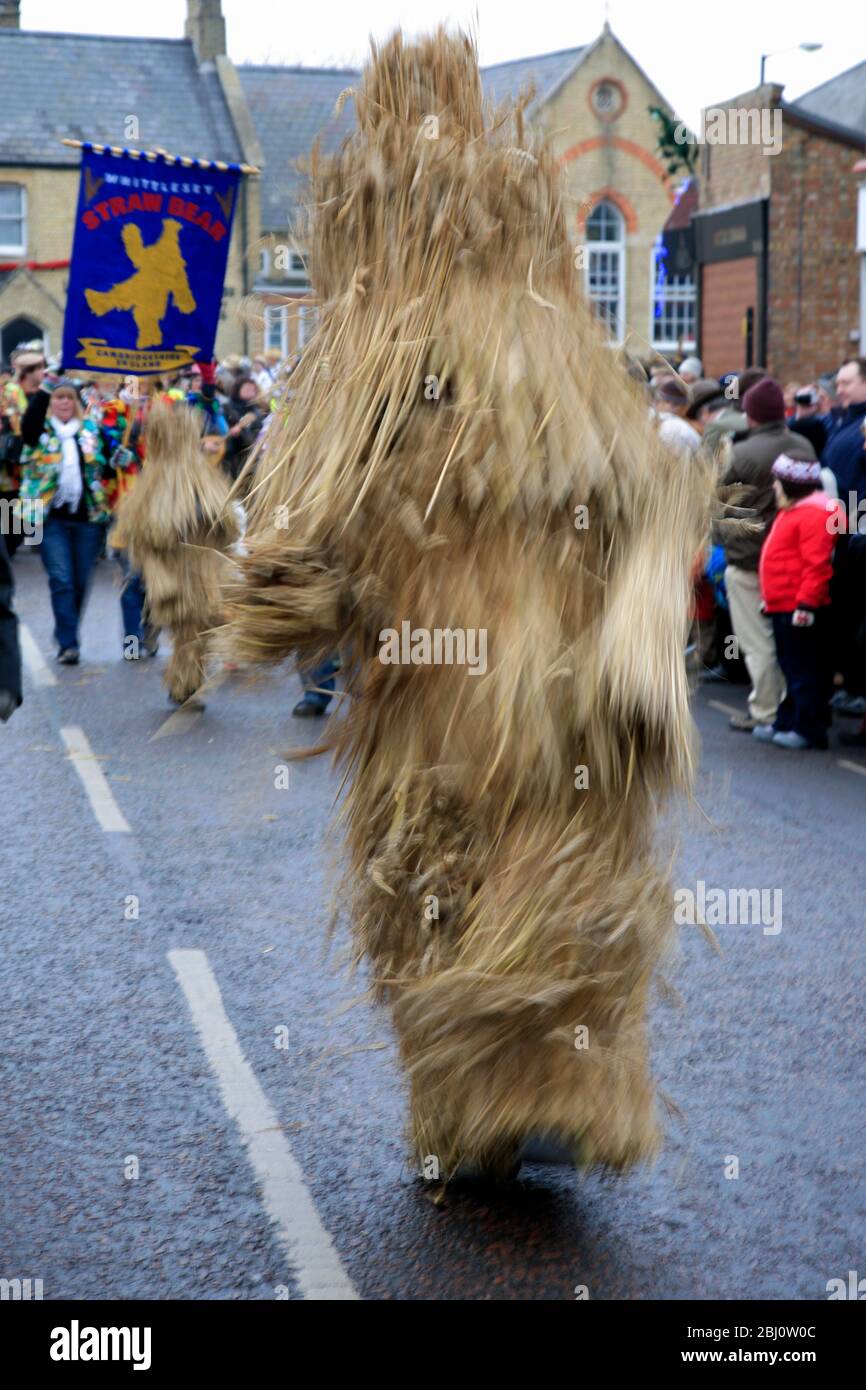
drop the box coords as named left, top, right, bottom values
left=0, top=162, right=251, bottom=364
left=244, top=34, right=687, bottom=362
left=698, top=86, right=778, bottom=212
left=536, top=32, right=679, bottom=354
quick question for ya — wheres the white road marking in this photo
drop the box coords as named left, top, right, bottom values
left=60, top=726, right=132, bottom=834
left=838, top=759, right=866, bottom=778
left=168, top=948, right=358, bottom=1301
left=707, top=699, right=742, bottom=719
left=20, top=623, right=57, bottom=687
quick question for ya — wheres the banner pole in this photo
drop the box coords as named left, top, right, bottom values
left=121, top=403, right=136, bottom=448
left=59, top=137, right=260, bottom=176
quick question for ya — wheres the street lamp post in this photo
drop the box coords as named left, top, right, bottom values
left=760, top=42, right=823, bottom=86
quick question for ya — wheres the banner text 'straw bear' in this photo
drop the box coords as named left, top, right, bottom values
left=63, top=145, right=241, bottom=376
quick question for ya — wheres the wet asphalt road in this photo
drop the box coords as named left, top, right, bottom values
left=2, top=546, right=864, bottom=1301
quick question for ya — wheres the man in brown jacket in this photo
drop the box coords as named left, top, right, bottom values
left=721, top=376, right=816, bottom=732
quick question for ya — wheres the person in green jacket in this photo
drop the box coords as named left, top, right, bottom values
left=19, top=378, right=117, bottom=664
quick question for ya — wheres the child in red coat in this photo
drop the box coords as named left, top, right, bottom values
left=757, top=456, right=845, bottom=748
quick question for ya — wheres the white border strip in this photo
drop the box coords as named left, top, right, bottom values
left=168, top=948, right=358, bottom=1301
left=60, top=725, right=131, bottom=833
left=20, top=623, right=57, bottom=687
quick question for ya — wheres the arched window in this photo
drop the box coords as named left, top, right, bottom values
left=585, top=200, right=625, bottom=341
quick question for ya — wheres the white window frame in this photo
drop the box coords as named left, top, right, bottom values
left=650, top=254, right=697, bottom=354
left=297, top=300, right=319, bottom=348
left=584, top=201, right=625, bottom=344
left=264, top=304, right=288, bottom=356
left=0, top=183, right=26, bottom=256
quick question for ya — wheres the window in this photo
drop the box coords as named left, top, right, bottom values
left=265, top=301, right=319, bottom=356
left=0, top=184, right=26, bottom=254
left=264, top=304, right=288, bottom=355
left=651, top=267, right=697, bottom=351
left=585, top=201, right=624, bottom=341
left=297, top=301, right=319, bottom=348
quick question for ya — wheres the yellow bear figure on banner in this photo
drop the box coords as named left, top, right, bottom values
left=85, top=218, right=197, bottom=349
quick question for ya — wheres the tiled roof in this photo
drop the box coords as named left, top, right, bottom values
left=481, top=46, right=586, bottom=108
left=0, top=30, right=243, bottom=166
left=794, top=60, right=866, bottom=138
left=238, top=65, right=357, bottom=233
left=0, top=27, right=595, bottom=233
left=241, top=47, right=588, bottom=231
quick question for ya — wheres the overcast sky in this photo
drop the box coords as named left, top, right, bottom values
left=25, top=0, right=865, bottom=132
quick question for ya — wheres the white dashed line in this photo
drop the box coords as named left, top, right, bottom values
left=838, top=759, right=866, bottom=778
left=60, top=725, right=132, bottom=834
left=20, top=623, right=57, bottom=687
left=168, top=948, right=358, bottom=1301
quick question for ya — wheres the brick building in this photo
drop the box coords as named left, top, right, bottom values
left=248, top=21, right=695, bottom=360
left=238, top=63, right=354, bottom=357
left=693, top=71, right=866, bottom=382
left=0, top=0, right=263, bottom=364
left=0, top=3, right=711, bottom=368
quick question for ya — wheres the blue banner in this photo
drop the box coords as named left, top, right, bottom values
left=62, top=144, right=241, bottom=376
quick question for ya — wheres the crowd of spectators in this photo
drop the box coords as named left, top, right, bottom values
left=643, top=352, right=866, bottom=751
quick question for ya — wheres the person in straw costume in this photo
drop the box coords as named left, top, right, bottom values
left=226, top=29, right=718, bottom=1179
left=115, top=400, right=238, bottom=706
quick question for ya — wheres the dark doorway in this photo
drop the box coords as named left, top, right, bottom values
left=1, top=316, right=44, bottom=365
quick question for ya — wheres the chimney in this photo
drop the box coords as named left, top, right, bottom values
left=0, top=2, right=21, bottom=29
left=185, top=0, right=226, bottom=64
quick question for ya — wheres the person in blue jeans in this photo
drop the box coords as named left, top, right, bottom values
left=117, top=550, right=144, bottom=648
left=39, top=514, right=105, bottom=660
left=113, top=547, right=159, bottom=659
left=19, top=379, right=115, bottom=664
left=294, top=654, right=340, bottom=716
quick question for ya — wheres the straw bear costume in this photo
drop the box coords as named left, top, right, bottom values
left=227, top=30, right=713, bottom=1177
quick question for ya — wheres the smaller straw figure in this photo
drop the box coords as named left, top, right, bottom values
left=114, top=400, right=238, bottom=705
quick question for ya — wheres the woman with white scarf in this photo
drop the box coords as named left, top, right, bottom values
left=19, top=379, right=113, bottom=664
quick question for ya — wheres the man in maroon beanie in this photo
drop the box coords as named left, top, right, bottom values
left=720, top=376, right=817, bottom=733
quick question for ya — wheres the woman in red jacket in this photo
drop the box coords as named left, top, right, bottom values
left=757, top=456, right=845, bottom=749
